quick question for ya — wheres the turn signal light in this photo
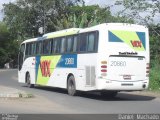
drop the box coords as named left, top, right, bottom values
left=101, top=61, right=107, bottom=64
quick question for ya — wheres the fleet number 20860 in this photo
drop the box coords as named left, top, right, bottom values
left=110, top=61, right=126, bottom=66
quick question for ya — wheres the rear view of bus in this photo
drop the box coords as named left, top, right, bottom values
left=98, top=23, right=149, bottom=92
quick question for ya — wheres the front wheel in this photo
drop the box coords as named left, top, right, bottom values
left=67, top=75, right=77, bottom=96
left=26, top=73, right=34, bottom=88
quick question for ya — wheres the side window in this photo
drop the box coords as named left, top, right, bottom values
left=66, top=36, right=73, bottom=53
left=53, top=38, right=61, bottom=54
left=60, top=37, right=66, bottom=53
left=30, top=42, right=36, bottom=55
left=43, top=40, right=51, bottom=55
left=36, top=41, right=43, bottom=55
left=26, top=43, right=31, bottom=55
left=20, top=44, right=25, bottom=53
left=53, top=39, right=56, bottom=53
left=73, top=36, right=78, bottom=52
left=87, top=32, right=96, bottom=52
left=79, top=33, right=87, bottom=52
left=51, top=39, right=54, bottom=54
left=66, top=35, right=78, bottom=53
left=25, top=44, right=28, bottom=55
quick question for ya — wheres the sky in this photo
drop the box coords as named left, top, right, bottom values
left=0, top=0, right=159, bottom=24
left=85, top=0, right=125, bottom=15
left=0, top=0, right=15, bottom=21
left=85, top=0, right=160, bottom=24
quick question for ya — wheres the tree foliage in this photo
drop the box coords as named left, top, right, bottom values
left=115, top=0, right=160, bottom=61
left=49, top=5, right=134, bottom=30
left=0, top=22, right=18, bottom=68
left=115, top=0, right=153, bottom=24
left=53, top=5, right=113, bottom=30
left=115, top=0, right=160, bottom=33
left=3, top=0, right=134, bottom=38
left=3, top=0, right=80, bottom=39
left=1, top=0, right=151, bottom=69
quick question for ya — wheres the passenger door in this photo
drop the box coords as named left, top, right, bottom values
left=18, top=44, right=25, bottom=71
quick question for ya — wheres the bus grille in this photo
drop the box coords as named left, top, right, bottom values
left=85, top=66, right=95, bottom=86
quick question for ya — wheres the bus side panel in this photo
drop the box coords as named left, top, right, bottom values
left=48, top=68, right=77, bottom=89
left=19, top=57, right=36, bottom=84
left=36, top=54, right=78, bottom=89
left=35, top=53, right=98, bottom=91
left=18, top=67, right=26, bottom=83
left=76, top=54, right=98, bottom=91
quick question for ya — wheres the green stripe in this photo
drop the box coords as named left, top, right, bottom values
left=36, top=55, right=61, bottom=85
left=46, top=29, right=80, bottom=39
left=111, top=30, right=145, bottom=51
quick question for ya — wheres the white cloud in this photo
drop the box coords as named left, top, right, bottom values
left=85, top=0, right=115, bottom=6
left=85, top=0, right=124, bottom=15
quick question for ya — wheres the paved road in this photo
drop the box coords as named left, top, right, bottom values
left=0, top=69, right=160, bottom=114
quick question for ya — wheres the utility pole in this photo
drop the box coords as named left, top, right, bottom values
left=43, top=4, right=46, bottom=34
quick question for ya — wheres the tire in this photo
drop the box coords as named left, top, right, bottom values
left=26, top=73, right=34, bottom=88
left=101, top=91, right=118, bottom=98
left=67, top=75, right=77, bottom=96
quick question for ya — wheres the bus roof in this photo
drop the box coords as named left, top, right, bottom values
left=71, top=23, right=147, bottom=34
left=43, top=28, right=81, bottom=39
left=21, top=37, right=43, bottom=44
left=21, top=23, right=147, bottom=44
left=106, top=23, right=147, bottom=29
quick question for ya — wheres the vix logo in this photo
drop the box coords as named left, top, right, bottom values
left=40, top=60, right=51, bottom=77
left=131, top=40, right=142, bottom=48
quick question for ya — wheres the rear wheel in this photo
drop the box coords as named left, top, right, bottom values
left=67, top=75, right=77, bottom=96
left=26, top=73, right=34, bottom=88
left=101, top=91, right=118, bottom=98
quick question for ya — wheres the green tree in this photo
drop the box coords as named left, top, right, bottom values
left=3, top=0, right=134, bottom=38
left=115, top=0, right=152, bottom=24
left=150, top=24, right=160, bottom=62
left=115, top=0, right=159, bottom=33
left=53, top=5, right=134, bottom=30
left=3, top=0, right=81, bottom=39
left=0, top=22, right=18, bottom=68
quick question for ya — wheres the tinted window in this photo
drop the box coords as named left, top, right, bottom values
left=20, top=44, right=25, bottom=53
left=43, top=40, right=51, bottom=55
left=66, top=35, right=78, bottom=53
left=53, top=38, right=60, bottom=54
left=66, top=36, right=73, bottom=53
left=73, top=36, right=78, bottom=52
left=36, top=41, right=43, bottom=55
left=60, top=37, right=66, bottom=53
left=25, top=43, right=31, bottom=55
left=87, top=32, right=96, bottom=52
left=31, top=42, right=36, bottom=55
left=51, top=39, right=54, bottom=53
left=79, top=34, right=87, bottom=52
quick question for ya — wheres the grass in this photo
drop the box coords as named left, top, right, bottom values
left=18, top=93, right=34, bottom=98
left=149, top=61, right=160, bottom=91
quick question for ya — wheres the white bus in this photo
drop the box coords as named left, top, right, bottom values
left=18, top=23, right=149, bottom=97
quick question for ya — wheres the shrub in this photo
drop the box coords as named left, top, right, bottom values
left=149, top=60, right=160, bottom=90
